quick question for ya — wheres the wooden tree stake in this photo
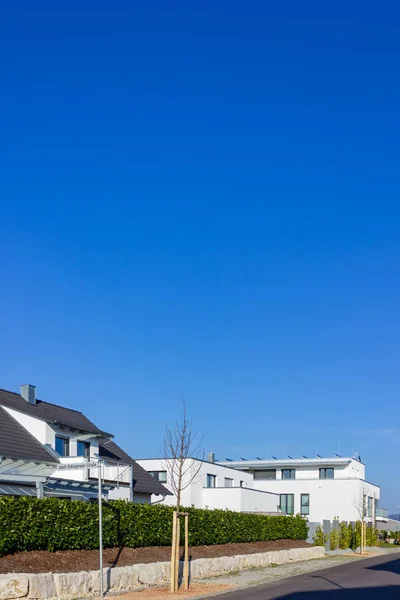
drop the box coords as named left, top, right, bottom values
left=184, top=514, right=189, bottom=590
left=175, top=514, right=180, bottom=591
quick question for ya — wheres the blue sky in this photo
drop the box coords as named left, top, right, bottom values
left=1, top=1, right=400, bottom=510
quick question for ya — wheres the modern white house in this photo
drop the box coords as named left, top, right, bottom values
left=136, top=457, right=281, bottom=513
left=138, top=453, right=385, bottom=525
left=0, top=385, right=170, bottom=503
left=217, top=456, right=383, bottom=524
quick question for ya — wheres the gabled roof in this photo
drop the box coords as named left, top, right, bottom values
left=98, top=439, right=171, bottom=496
left=0, top=388, right=111, bottom=437
left=0, top=406, right=59, bottom=464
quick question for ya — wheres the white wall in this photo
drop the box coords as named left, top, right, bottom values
left=252, top=478, right=380, bottom=523
left=2, top=407, right=51, bottom=446
left=137, top=458, right=260, bottom=510
left=202, top=487, right=280, bottom=513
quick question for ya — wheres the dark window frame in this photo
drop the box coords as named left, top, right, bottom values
left=55, top=435, right=70, bottom=457
left=280, top=493, right=295, bottom=515
left=301, top=493, right=310, bottom=515
left=148, top=471, right=167, bottom=483
left=206, top=473, right=216, bottom=488
left=282, top=469, right=296, bottom=480
left=77, top=440, right=90, bottom=458
left=319, top=468, right=334, bottom=480
left=224, top=477, right=233, bottom=488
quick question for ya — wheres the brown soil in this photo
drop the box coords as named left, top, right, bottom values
left=0, top=540, right=311, bottom=574
left=94, top=582, right=236, bottom=599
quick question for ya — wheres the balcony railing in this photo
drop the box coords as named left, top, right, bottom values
left=376, top=507, right=388, bottom=520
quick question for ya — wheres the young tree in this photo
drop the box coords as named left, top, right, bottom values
left=353, top=488, right=367, bottom=554
left=163, top=399, right=204, bottom=508
left=163, top=399, right=204, bottom=592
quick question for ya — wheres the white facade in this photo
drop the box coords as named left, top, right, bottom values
left=217, top=457, right=381, bottom=524
left=136, top=458, right=280, bottom=513
left=138, top=456, right=381, bottom=524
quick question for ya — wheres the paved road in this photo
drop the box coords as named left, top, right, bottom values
left=207, top=552, right=400, bottom=599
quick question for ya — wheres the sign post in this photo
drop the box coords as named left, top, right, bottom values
left=57, top=459, right=104, bottom=596
left=98, top=459, right=104, bottom=597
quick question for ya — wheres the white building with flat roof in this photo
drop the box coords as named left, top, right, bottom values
left=138, top=454, right=384, bottom=524
left=217, top=456, right=381, bottom=524
left=136, top=457, right=280, bottom=514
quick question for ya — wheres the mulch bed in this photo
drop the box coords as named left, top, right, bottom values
left=0, top=540, right=311, bottom=574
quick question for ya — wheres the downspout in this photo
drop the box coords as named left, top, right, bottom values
left=151, top=495, right=167, bottom=505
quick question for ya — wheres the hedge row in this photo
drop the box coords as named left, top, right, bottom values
left=0, top=497, right=308, bottom=556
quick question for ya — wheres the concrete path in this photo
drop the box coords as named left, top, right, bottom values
left=200, top=550, right=400, bottom=598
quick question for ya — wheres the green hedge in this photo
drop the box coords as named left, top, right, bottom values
left=0, top=497, right=308, bottom=556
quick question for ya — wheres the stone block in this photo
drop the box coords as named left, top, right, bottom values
left=109, top=566, right=140, bottom=591
left=0, top=575, right=29, bottom=599
left=28, top=574, right=56, bottom=599
left=54, top=571, right=92, bottom=599
left=137, top=562, right=164, bottom=586
left=89, top=568, right=110, bottom=595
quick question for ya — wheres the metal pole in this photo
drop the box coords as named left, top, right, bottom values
left=170, top=511, right=177, bottom=593
left=98, top=460, right=104, bottom=597
left=129, top=465, right=134, bottom=502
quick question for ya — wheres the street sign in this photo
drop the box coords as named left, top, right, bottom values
left=58, top=461, right=98, bottom=470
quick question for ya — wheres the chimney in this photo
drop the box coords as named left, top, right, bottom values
left=207, top=452, right=215, bottom=464
left=20, top=384, right=36, bottom=405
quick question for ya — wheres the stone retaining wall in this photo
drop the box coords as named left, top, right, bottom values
left=0, top=546, right=325, bottom=599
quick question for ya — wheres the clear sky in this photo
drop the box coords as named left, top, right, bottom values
left=1, top=1, right=399, bottom=511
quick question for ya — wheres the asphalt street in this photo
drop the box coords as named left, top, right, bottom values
left=207, top=552, right=400, bottom=599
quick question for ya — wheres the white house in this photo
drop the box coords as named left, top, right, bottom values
left=138, top=454, right=384, bottom=525
left=217, top=456, right=382, bottom=524
left=0, top=385, right=170, bottom=503
left=136, top=457, right=280, bottom=514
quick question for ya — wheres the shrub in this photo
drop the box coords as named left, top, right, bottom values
left=0, top=497, right=308, bottom=557
left=330, top=529, right=339, bottom=551
left=366, top=527, right=378, bottom=547
left=339, top=522, right=351, bottom=550
left=313, top=525, right=326, bottom=546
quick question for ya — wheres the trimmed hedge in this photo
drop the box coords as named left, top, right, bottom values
left=0, top=496, right=308, bottom=556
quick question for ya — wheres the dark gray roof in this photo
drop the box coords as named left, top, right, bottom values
left=0, top=406, right=59, bottom=464
left=98, top=439, right=171, bottom=496
left=0, top=388, right=111, bottom=437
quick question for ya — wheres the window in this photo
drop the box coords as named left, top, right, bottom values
left=224, top=478, right=233, bottom=487
left=367, top=497, right=373, bottom=517
left=240, top=481, right=244, bottom=488
left=206, top=474, right=216, bottom=488
left=148, top=471, right=167, bottom=483
left=301, top=494, right=310, bottom=516
left=282, top=469, right=295, bottom=480
left=77, top=441, right=90, bottom=458
left=280, top=494, right=294, bottom=515
left=253, top=469, right=276, bottom=480
left=319, top=468, right=334, bottom=479
left=55, top=436, right=70, bottom=457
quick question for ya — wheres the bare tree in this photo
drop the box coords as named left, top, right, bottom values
left=163, top=398, right=204, bottom=508
left=353, top=487, right=367, bottom=521
left=353, top=487, right=368, bottom=554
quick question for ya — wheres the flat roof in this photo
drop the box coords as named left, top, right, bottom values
left=217, top=457, right=359, bottom=469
